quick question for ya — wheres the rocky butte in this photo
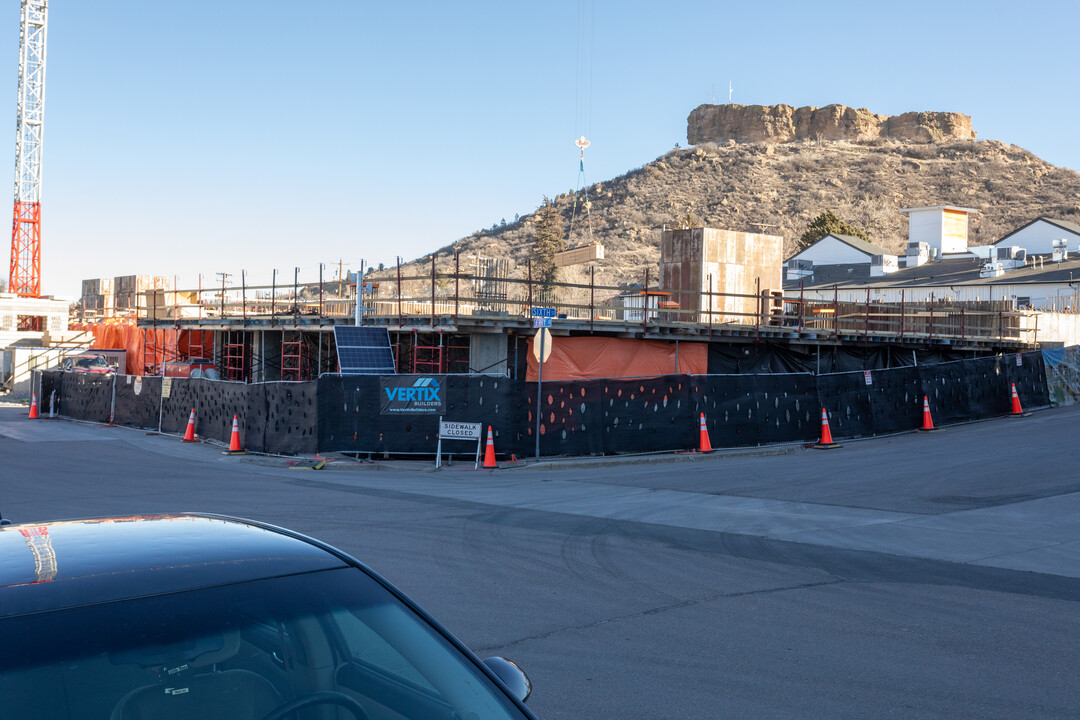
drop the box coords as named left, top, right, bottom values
left=687, top=103, right=977, bottom=145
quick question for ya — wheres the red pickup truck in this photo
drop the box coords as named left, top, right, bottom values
left=61, top=354, right=114, bottom=375
left=162, top=357, right=221, bottom=380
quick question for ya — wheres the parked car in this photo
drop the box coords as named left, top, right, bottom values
left=60, top=353, right=114, bottom=374
left=0, top=514, right=536, bottom=719
left=163, top=357, right=221, bottom=380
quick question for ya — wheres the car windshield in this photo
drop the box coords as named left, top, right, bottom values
left=0, top=568, right=529, bottom=720
left=74, top=356, right=108, bottom=368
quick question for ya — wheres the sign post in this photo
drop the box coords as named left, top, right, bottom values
left=436, top=419, right=483, bottom=469
left=531, top=313, right=554, bottom=461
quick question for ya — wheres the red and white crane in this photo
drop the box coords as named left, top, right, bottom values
left=9, top=0, right=47, bottom=308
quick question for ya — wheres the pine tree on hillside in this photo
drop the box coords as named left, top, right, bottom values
left=531, top=197, right=565, bottom=286
left=797, top=211, right=871, bottom=251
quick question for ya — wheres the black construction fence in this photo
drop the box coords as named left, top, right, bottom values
left=39, top=372, right=317, bottom=455
left=316, top=373, right=514, bottom=456
left=39, top=350, right=1049, bottom=458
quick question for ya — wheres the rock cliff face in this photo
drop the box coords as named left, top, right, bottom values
left=687, top=104, right=976, bottom=146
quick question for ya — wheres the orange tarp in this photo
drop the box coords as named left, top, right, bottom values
left=525, top=336, right=706, bottom=381
left=69, top=320, right=213, bottom=375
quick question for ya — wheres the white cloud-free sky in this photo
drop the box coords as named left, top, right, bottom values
left=7, top=0, right=1078, bottom=296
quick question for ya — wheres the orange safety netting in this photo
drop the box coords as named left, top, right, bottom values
left=69, top=319, right=214, bottom=375
left=525, top=336, right=706, bottom=381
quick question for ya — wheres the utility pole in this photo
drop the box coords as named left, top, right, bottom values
left=9, top=1, right=48, bottom=310
left=216, top=272, right=231, bottom=317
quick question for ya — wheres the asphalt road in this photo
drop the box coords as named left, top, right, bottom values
left=2, top=404, right=1079, bottom=719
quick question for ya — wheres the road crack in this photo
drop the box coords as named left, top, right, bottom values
left=475, top=578, right=843, bottom=653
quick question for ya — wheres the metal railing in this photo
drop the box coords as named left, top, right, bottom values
left=97, top=255, right=1036, bottom=347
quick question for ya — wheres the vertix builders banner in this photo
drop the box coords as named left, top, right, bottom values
left=379, top=375, right=447, bottom=414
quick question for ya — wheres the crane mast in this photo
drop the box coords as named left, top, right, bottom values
left=10, top=0, right=47, bottom=301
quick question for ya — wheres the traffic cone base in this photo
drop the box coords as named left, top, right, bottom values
left=813, top=408, right=842, bottom=449
left=28, top=393, right=38, bottom=419
left=698, top=413, right=713, bottom=453
left=483, top=425, right=497, bottom=468
left=181, top=408, right=198, bottom=442
left=223, top=414, right=245, bottom=455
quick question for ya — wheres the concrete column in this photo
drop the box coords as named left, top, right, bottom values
left=470, top=332, right=508, bottom=375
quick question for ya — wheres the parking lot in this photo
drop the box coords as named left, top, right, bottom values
left=2, top=404, right=1079, bottom=719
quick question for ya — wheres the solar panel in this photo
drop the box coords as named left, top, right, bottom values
left=334, top=326, right=396, bottom=374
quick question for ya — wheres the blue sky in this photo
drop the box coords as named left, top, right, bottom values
left=6, top=1, right=1077, bottom=296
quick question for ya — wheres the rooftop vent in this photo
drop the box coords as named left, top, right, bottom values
left=905, top=241, right=929, bottom=268
left=1052, top=238, right=1068, bottom=263
left=870, top=254, right=899, bottom=277
left=996, top=246, right=1027, bottom=271
left=979, top=261, right=1005, bottom=279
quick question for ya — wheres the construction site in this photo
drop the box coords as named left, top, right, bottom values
left=5, top=0, right=1080, bottom=459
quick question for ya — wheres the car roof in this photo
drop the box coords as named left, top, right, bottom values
left=0, top=514, right=351, bottom=617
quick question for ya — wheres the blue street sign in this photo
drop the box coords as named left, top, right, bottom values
left=531, top=307, right=556, bottom=318
left=532, top=318, right=552, bottom=328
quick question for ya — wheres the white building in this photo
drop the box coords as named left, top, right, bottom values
left=0, top=293, right=85, bottom=394
left=899, top=205, right=978, bottom=258
left=787, top=233, right=890, bottom=266
left=993, top=217, right=1080, bottom=257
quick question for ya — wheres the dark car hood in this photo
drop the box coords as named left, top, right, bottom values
left=0, top=515, right=348, bottom=617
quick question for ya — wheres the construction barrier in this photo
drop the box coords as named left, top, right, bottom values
left=40, top=371, right=317, bottom=454
left=695, top=372, right=820, bottom=447
left=114, top=375, right=163, bottom=429
left=316, top=373, right=514, bottom=456
left=155, top=379, right=317, bottom=455
left=55, top=372, right=114, bottom=424
left=816, top=366, right=923, bottom=438
left=1043, top=346, right=1080, bottom=406
left=40, top=349, right=1052, bottom=457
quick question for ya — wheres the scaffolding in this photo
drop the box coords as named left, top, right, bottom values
left=412, top=342, right=443, bottom=374
left=281, top=330, right=307, bottom=382
left=186, top=329, right=211, bottom=359
left=446, top=335, right=470, bottom=373
left=223, top=331, right=247, bottom=382
left=143, top=337, right=157, bottom=374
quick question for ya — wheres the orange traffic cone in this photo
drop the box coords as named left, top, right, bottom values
left=28, top=393, right=38, bottom=419
left=813, top=408, right=842, bottom=449
left=918, top=395, right=939, bottom=432
left=181, top=409, right=198, bottom=442
left=698, top=413, right=712, bottom=452
left=483, top=425, right=497, bottom=468
left=1009, top=383, right=1029, bottom=417
left=223, top=414, right=245, bottom=455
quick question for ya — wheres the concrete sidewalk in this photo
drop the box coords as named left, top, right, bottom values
left=263, top=464, right=1080, bottom=580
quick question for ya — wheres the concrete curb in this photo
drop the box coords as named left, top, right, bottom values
left=231, top=442, right=808, bottom=473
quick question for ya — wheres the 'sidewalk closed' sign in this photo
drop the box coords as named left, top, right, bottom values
left=380, top=375, right=446, bottom=414
left=439, top=421, right=481, bottom=439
